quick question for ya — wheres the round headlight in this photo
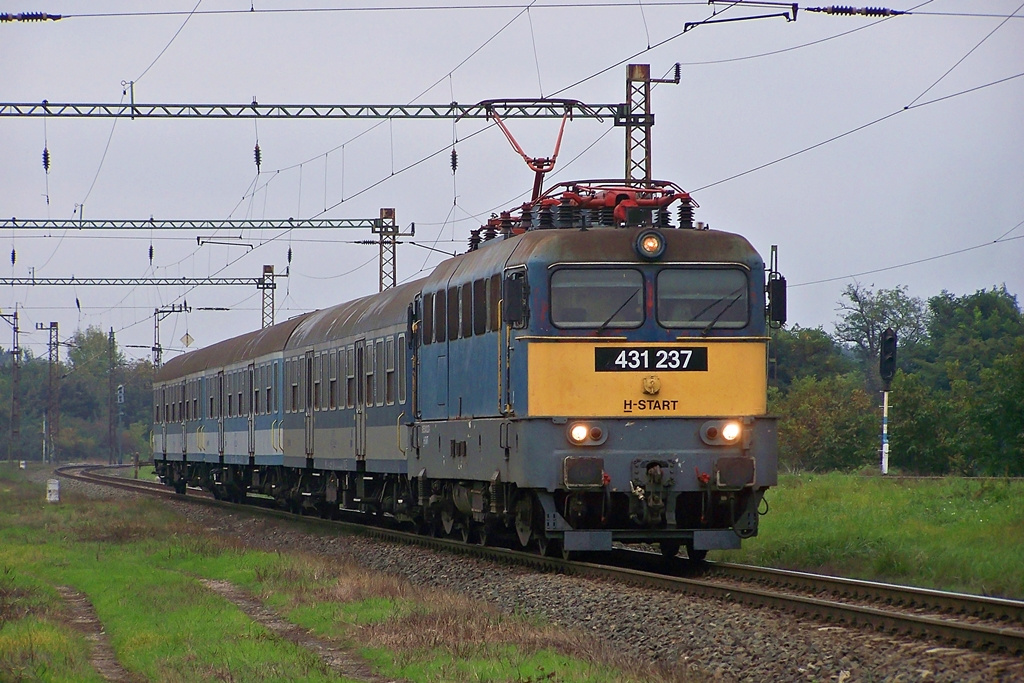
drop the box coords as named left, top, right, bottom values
left=721, top=421, right=742, bottom=442
left=635, top=229, right=666, bottom=260
left=569, top=423, right=590, bottom=444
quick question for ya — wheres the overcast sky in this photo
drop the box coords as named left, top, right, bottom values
left=2, top=0, right=1022, bottom=362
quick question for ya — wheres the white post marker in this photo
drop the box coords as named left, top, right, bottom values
left=46, top=478, right=60, bottom=503
left=881, top=390, right=890, bottom=475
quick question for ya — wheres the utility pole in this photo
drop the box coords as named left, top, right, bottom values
left=108, top=328, right=116, bottom=465
left=153, top=303, right=190, bottom=367
left=1, top=307, right=20, bottom=463
left=620, top=63, right=679, bottom=187
left=35, top=321, right=60, bottom=462
left=258, top=266, right=276, bottom=328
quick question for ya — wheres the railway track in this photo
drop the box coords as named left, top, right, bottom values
left=59, top=464, right=1024, bottom=656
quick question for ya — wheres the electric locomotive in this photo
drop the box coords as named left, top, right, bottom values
left=153, top=178, right=784, bottom=560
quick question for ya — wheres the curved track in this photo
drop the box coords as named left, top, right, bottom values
left=59, top=464, right=1024, bottom=655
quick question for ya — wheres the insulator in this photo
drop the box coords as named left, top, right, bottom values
left=657, top=207, right=672, bottom=228
left=10, top=248, right=15, bottom=266
left=468, top=229, right=481, bottom=252
left=75, top=297, right=81, bottom=311
left=148, top=244, right=154, bottom=264
left=558, top=198, right=576, bottom=228
left=42, top=147, right=50, bottom=173
left=254, top=143, right=262, bottom=171
left=450, top=148, right=458, bottom=174
left=814, top=5, right=901, bottom=16
left=673, top=63, right=681, bottom=84
left=287, top=246, right=293, bottom=264
left=678, top=199, right=694, bottom=230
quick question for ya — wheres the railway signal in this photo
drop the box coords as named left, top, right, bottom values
left=879, top=327, right=897, bottom=389
left=878, top=327, right=897, bottom=475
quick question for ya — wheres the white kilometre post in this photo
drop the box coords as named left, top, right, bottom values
left=881, top=390, right=890, bottom=475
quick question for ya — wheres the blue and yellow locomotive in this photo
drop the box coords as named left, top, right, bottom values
left=154, top=179, right=784, bottom=559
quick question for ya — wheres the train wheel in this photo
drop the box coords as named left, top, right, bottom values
left=660, top=541, right=681, bottom=559
left=440, top=504, right=457, bottom=537
left=513, top=496, right=533, bottom=548
left=685, top=542, right=708, bottom=562
left=475, top=522, right=491, bottom=547
left=537, top=533, right=557, bottom=558
left=459, top=521, right=475, bottom=544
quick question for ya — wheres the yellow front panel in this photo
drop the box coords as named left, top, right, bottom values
left=527, top=340, right=767, bottom=417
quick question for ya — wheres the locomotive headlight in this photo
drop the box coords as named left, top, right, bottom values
left=701, top=419, right=745, bottom=446
left=721, top=421, right=742, bottom=443
left=635, top=229, right=666, bottom=260
left=566, top=421, right=608, bottom=446
left=569, top=423, right=590, bottom=444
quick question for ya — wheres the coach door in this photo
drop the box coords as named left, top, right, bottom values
left=247, top=363, right=256, bottom=457
left=216, top=371, right=226, bottom=456
left=180, top=381, right=187, bottom=457
left=354, top=340, right=367, bottom=459
left=304, top=351, right=315, bottom=457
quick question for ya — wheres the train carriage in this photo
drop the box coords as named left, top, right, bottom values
left=154, top=179, right=784, bottom=559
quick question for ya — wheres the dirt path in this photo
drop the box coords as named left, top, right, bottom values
left=200, top=579, right=408, bottom=683
left=55, top=586, right=141, bottom=683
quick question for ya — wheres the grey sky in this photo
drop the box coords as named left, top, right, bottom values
left=2, top=1, right=1022, bottom=361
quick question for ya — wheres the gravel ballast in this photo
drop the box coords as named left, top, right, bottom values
left=50, top=472, right=1024, bottom=682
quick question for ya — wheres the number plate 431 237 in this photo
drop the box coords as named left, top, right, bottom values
left=594, top=347, right=708, bottom=372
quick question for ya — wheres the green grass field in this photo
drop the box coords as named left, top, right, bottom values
left=718, top=472, right=1024, bottom=599
left=0, top=464, right=689, bottom=682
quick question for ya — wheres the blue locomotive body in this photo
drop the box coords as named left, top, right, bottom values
left=154, top=181, right=781, bottom=558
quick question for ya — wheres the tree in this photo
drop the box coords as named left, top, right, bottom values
left=972, top=340, right=1024, bottom=476
left=917, top=286, right=1024, bottom=390
left=833, top=283, right=929, bottom=390
left=771, top=374, right=877, bottom=472
left=771, top=325, right=858, bottom=390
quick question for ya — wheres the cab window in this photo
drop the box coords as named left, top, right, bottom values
left=656, top=268, right=749, bottom=329
left=550, top=268, right=644, bottom=329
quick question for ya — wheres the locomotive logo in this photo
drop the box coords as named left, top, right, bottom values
left=642, top=375, right=661, bottom=395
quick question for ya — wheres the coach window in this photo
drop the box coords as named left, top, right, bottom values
left=346, top=346, right=355, bottom=408
left=328, top=352, right=337, bottom=410
left=375, top=339, right=385, bottom=406
left=272, top=360, right=280, bottom=413
left=461, top=282, right=473, bottom=339
left=239, top=372, right=245, bottom=416
left=154, top=390, right=161, bottom=423
left=656, top=268, right=749, bottom=329
left=398, top=333, right=407, bottom=404
left=385, top=337, right=396, bottom=405
left=550, top=268, right=644, bottom=329
left=288, top=360, right=297, bottom=413
left=364, top=342, right=375, bottom=405
left=447, top=287, right=460, bottom=341
left=422, top=292, right=433, bottom=345
left=313, top=353, right=322, bottom=411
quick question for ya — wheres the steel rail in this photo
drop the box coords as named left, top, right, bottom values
left=705, top=560, right=1024, bottom=625
left=59, top=465, right=1024, bottom=655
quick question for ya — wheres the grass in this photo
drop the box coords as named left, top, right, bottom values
left=717, top=472, right=1024, bottom=598
left=0, top=463, right=692, bottom=682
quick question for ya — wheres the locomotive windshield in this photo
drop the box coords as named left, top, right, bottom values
left=551, top=268, right=644, bottom=329
left=656, top=268, right=749, bottom=329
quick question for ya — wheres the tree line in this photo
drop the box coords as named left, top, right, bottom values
left=0, top=327, right=152, bottom=463
left=1, top=285, right=1021, bottom=475
left=772, top=284, right=1024, bottom=475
